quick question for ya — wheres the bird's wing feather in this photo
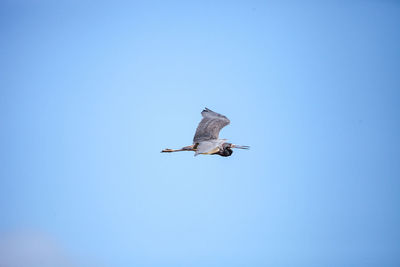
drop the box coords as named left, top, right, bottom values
left=193, top=108, right=230, bottom=143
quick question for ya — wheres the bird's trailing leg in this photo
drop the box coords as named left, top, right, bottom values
left=161, top=145, right=196, bottom=153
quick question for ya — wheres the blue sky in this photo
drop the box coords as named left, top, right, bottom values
left=1, top=1, right=399, bottom=266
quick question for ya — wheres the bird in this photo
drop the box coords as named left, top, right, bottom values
left=161, top=108, right=249, bottom=157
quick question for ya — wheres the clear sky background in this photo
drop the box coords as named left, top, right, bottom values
left=1, top=1, right=399, bottom=266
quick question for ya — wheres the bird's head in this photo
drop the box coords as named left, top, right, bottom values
left=218, top=143, right=250, bottom=157
left=218, top=143, right=233, bottom=157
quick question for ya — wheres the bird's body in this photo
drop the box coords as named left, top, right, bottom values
left=194, top=139, right=226, bottom=156
left=162, top=108, right=249, bottom=157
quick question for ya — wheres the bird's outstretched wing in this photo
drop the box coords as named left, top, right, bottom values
left=193, top=108, right=230, bottom=143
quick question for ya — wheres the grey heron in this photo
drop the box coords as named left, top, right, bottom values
left=161, top=108, right=249, bottom=157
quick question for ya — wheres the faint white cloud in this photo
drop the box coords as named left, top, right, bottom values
left=0, top=230, right=78, bottom=267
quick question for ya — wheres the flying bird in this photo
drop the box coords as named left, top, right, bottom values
left=161, top=108, right=249, bottom=157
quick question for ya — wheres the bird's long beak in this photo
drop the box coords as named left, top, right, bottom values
left=232, top=144, right=250, bottom=149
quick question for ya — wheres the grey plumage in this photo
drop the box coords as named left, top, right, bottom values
left=161, top=107, right=249, bottom=157
left=193, top=108, right=230, bottom=143
left=194, top=139, right=226, bottom=156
